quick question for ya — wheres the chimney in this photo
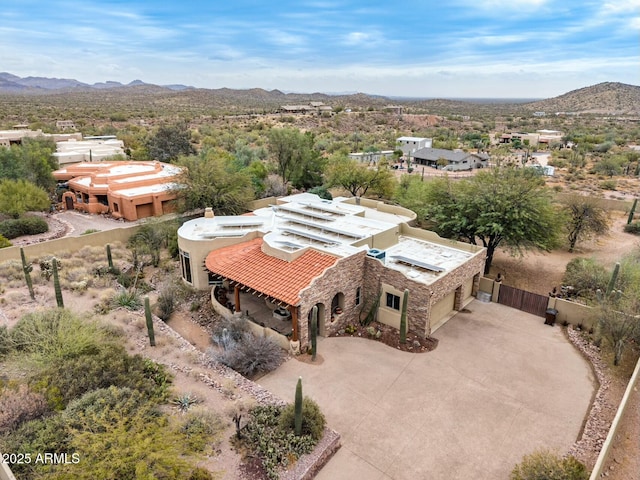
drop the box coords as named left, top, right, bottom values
left=204, top=207, right=214, bottom=218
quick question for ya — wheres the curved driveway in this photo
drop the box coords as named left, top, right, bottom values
left=258, top=300, right=595, bottom=480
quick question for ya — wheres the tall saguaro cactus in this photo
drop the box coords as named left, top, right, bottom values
left=294, top=377, right=303, bottom=436
left=20, top=248, right=35, bottom=300
left=52, top=257, right=64, bottom=308
left=400, top=289, right=409, bottom=344
left=606, top=262, right=620, bottom=295
left=310, top=306, right=318, bottom=361
left=106, top=244, right=114, bottom=272
left=145, top=297, right=156, bottom=347
left=628, top=198, right=638, bottom=225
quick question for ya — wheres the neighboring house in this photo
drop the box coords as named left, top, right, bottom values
left=348, top=150, right=395, bottom=164
left=53, top=137, right=126, bottom=166
left=177, top=193, right=485, bottom=350
left=53, top=161, right=183, bottom=221
left=280, top=102, right=333, bottom=115
left=0, top=128, right=81, bottom=147
left=56, top=120, right=76, bottom=130
left=396, top=136, right=432, bottom=157
left=499, top=130, right=564, bottom=147
left=412, top=148, right=488, bottom=171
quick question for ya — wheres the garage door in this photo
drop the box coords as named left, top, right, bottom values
left=136, top=203, right=154, bottom=219
left=430, top=290, right=456, bottom=332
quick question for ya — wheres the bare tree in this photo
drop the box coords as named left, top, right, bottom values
left=561, top=195, right=609, bottom=253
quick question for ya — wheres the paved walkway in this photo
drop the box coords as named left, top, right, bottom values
left=258, top=300, right=596, bottom=480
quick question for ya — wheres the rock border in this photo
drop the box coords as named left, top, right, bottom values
left=150, top=314, right=342, bottom=479
left=565, top=326, right=617, bottom=468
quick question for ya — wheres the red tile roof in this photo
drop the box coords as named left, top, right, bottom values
left=205, top=238, right=338, bottom=306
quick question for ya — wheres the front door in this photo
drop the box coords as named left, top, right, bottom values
left=65, top=196, right=74, bottom=211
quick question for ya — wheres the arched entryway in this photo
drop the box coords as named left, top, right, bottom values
left=308, top=302, right=326, bottom=337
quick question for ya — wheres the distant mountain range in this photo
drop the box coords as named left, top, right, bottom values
left=0, top=72, right=193, bottom=92
left=0, top=72, right=638, bottom=115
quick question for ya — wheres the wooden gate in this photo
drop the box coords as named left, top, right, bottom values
left=497, top=284, right=549, bottom=317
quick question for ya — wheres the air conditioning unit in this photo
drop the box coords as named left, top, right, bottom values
left=367, top=249, right=386, bottom=261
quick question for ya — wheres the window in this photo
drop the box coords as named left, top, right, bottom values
left=113, top=203, right=119, bottom=212
left=180, top=250, right=192, bottom=283
left=355, top=287, right=361, bottom=306
left=386, top=293, right=400, bottom=310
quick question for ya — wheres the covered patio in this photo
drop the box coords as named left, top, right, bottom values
left=205, top=237, right=339, bottom=344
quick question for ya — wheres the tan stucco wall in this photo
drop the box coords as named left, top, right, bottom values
left=178, top=231, right=261, bottom=290
left=0, top=226, right=141, bottom=264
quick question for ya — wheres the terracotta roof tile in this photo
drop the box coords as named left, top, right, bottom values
left=205, top=238, right=338, bottom=306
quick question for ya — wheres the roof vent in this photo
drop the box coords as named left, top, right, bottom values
left=204, top=207, right=214, bottom=218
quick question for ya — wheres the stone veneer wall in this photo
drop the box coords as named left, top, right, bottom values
left=297, top=251, right=367, bottom=347
left=364, top=257, right=432, bottom=337
left=364, top=252, right=485, bottom=337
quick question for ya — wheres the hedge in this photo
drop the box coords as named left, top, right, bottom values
left=0, top=216, right=48, bottom=239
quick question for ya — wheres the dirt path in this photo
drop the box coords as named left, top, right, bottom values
left=490, top=211, right=639, bottom=295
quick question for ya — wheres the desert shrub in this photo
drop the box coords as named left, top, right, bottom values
left=10, top=309, right=111, bottom=364
left=600, top=179, right=617, bottom=191
left=624, top=222, right=640, bottom=235
left=211, top=332, right=285, bottom=378
left=211, top=317, right=250, bottom=346
left=181, top=409, right=225, bottom=452
left=0, top=216, right=48, bottom=239
left=511, top=449, right=588, bottom=480
left=156, top=286, right=176, bottom=321
left=308, top=186, right=332, bottom=200
left=562, top=257, right=609, bottom=300
left=0, top=233, right=11, bottom=248
left=243, top=404, right=318, bottom=480
left=80, top=229, right=100, bottom=235
left=111, top=289, right=142, bottom=310
left=63, top=386, right=158, bottom=432
left=32, top=344, right=171, bottom=409
left=0, top=415, right=69, bottom=478
left=0, top=325, right=10, bottom=358
left=188, top=467, right=215, bottom=480
left=279, top=396, right=326, bottom=441
left=0, top=384, right=49, bottom=433
left=56, top=397, right=194, bottom=479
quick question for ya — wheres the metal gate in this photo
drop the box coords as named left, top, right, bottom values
left=497, top=284, right=549, bottom=317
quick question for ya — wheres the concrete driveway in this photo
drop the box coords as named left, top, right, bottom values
left=258, top=300, right=595, bottom=480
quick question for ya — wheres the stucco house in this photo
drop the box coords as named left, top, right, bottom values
left=412, top=147, right=488, bottom=171
left=177, top=193, right=485, bottom=351
left=396, top=136, right=433, bottom=157
left=53, top=161, right=183, bottom=221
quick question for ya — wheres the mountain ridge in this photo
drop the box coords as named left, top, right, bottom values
left=0, top=73, right=637, bottom=114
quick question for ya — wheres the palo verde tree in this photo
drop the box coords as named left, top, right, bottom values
left=267, top=127, right=320, bottom=187
left=325, top=155, right=396, bottom=199
left=560, top=195, right=609, bottom=253
left=397, top=167, right=561, bottom=274
left=175, top=149, right=255, bottom=214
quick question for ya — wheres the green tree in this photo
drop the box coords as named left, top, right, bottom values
left=398, top=167, right=561, bottom=274
left=325, top=155, right=395, bottom=198
left=561, top=196, right=609, bottom=252
left=146, top=123, right=195, bottom=163
left=267, top=128, right=320, bottom=186
left=175, top=149, right=255, bottom=214
left=0, top=179, right=50, bottom=218
left=0, top=137, right=57, bottom=192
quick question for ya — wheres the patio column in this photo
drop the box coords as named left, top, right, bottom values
left=289, top=305, right=298, bottom=342
left=234, top=285, right=241, bottom=313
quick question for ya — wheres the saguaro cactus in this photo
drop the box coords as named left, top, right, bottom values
left=106, top=244, right=114, bottom=272
left=294, top=377, right=303, bottom=436
left=627, top=198, right=638, bottom=225
left=606, top=262, right=620, bottom=295
left=52, top=258, right=64, bottom=308
left=400, top=289, right=409, bottom=344
left=311, top=306, right=318, bottom=361
left=20, top=248, right=35, bottom=300
left=145, top=297, right=156, bottom=347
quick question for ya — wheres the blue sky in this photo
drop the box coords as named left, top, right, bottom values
left=1, top=0, right=638, bottom=98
